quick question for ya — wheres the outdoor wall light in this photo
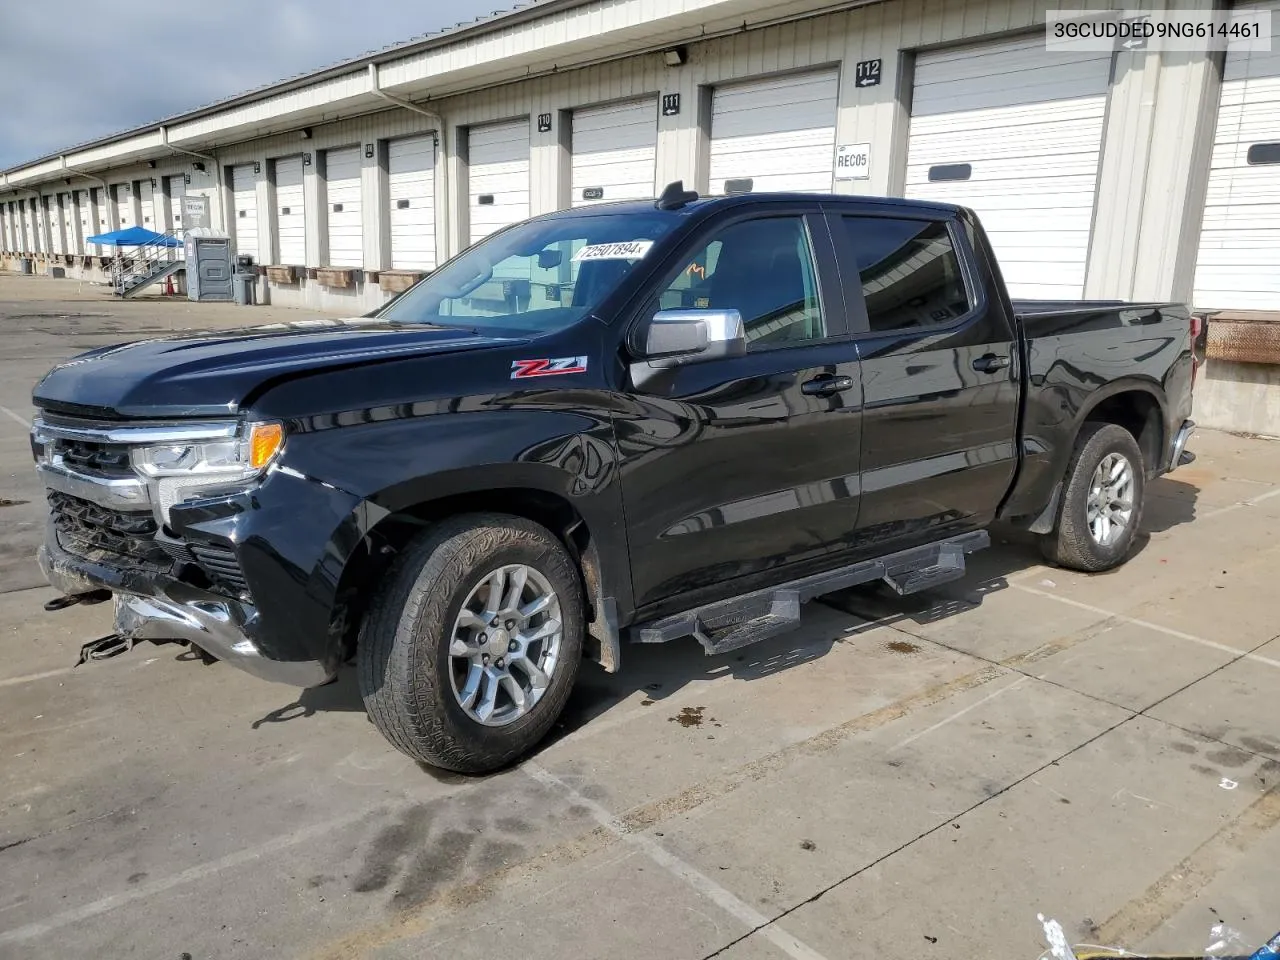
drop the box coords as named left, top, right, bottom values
left=300, top=127, right=313, bottom=140
left=364, top=143, right=374, bottom=158
left=147, top=160, right=157, bottom=169
left=302, top=152, right=313, bottom=166
left=663, top=46, right=687, bottom=67
left=253, top=161, right=261, bottom=174
left=192, top=161, right=206, bottom=172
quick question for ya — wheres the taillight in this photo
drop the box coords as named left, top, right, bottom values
left=1190, top=315, right=1204, bottom=389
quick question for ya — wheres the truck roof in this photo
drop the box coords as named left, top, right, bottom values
left=538, top=191, right=966, bottom=221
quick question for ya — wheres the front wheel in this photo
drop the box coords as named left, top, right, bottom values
left=358, top=513, right=584, bottom=773
left=1040, top=422, right=1146, bottom=572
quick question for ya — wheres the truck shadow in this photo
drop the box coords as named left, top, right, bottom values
left=254, top=480, right=1200, bottom=759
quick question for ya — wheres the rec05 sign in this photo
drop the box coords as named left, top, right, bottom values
left=834, top=143, right=871, bottom=180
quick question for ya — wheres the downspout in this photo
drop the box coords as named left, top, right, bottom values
left=60, top=155, right=108, bottom=190
left=161, top=127, right=224, bottom=233
left=368, top=63, right=450, bottom=262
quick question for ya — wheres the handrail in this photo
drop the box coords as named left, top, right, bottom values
left=108, top=229, right=183, bottom=294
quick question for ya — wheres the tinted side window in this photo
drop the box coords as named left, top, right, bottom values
left=657, top=217, right=824, bottom=349
left=841, top=217, right=971, bottom=333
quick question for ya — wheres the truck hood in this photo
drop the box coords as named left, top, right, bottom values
left=33, top=318, right=521, bottom=419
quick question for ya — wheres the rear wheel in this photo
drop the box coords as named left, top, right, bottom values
left=1040, top=422, right=1145, bottom=572
left=358, top=513, right=583, bottom=773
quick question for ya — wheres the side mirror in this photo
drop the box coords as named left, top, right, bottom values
left=639, top=309, right=746, bottom=364
left=631, top=309, right=746, bottom=391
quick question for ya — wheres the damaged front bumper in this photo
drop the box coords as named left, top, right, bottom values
left=38, top=536, right=334, bottom=688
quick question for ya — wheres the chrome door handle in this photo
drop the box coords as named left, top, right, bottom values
left=801, top=374, right=855, bottom=396
left=972, top=354, right=1010, bottom=373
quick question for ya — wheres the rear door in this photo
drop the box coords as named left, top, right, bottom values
left=828, top=208, right=1019, bottom=549
left=616, top=205, right=864, bottom=613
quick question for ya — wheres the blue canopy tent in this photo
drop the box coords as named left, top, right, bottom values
left=85, top=225, right=181, bottom=247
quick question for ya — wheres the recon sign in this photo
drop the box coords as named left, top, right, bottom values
left=181, top=195, right=211, bottom=229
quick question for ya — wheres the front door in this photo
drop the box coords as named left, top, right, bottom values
left=615, top=209, right=864, bottom=615
left=830, top=210, right=1020, bottom=550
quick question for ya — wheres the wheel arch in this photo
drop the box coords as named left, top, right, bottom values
left=1074, top=379, right=1167, bottom=478
left=330, top=478, right=624, bottom=672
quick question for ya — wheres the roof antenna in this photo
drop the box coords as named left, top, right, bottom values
left=656, top=180, right=699, bottom=211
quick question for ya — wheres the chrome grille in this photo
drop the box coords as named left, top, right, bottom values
left=48, top=490, right=168, bottom=566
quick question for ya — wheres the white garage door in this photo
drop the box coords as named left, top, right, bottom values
left=61, top=193, right=78, bottom=254
left=23, top=201, right=36, bottom=251
left=325, top=146, right=363, bottom=268
left=274, top=156, right=306, bottom=266
left=114, top=181, right=132, bottom=228
left=166, top=176, right=185, bottom=246
left=75, top=191, right=89, bottom=244
left=47, top=197, right=62, bottom=255
left=61, top=193, right=77, bottom=253
left=1193, top=3, right=1280, bottom=311
left=571, top=99, right=658, bottom=206
left=138, top=180, right=155, bottom=230
left=230, top=164, right=257, bottom=259
left=33, top=200, right=47, bottom=254
left=709, top=70, right=839, bottom=195
left=905, top=36, right=1112, bottom=300
left=388, top=135, right=436, bottom=270
left=468, top=119, right=530, bottom=245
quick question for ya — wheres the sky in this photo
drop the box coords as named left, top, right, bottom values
left=0, top=0, right=502, bottom=170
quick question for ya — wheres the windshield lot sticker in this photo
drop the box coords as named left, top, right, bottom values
left=571, top=240, right=654, bottom=262
left=511, top=356, right=589, bottom=379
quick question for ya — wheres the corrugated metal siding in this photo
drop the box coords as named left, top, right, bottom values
left=1193, top=0, right=1280, bottom=311
left=274, top=156, right=306, bottom=265
left=325, top=146, right=364, bottom=267
left=388, top=134, right=437, bottom=270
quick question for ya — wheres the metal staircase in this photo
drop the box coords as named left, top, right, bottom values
left=110, top=231, right=185, bottom=298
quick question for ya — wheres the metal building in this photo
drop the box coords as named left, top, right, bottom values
left=0, top=0, right=1278, bottom=432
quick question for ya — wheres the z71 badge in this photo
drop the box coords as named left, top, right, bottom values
left=510, top=356, right=589, bottom=379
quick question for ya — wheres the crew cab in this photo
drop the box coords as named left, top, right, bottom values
left=30, top=184, right=1200, bottom=772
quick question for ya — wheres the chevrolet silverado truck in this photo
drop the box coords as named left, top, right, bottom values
left=30, top=183, right=1201, bottom=772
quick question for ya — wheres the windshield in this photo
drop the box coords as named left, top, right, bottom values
left=376, top=212, right=679, bottom=335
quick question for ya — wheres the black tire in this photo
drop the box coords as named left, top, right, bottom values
left=358, top=513, right=584, bottom=773
left=1039, top=422, right=1146, bottom=572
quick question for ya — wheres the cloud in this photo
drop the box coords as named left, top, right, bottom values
left=0, top=0, right=501, bottom=169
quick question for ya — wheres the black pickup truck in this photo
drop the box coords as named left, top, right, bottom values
left=30, top=184, right=1200, bottom=772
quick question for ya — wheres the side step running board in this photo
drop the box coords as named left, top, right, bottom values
left=635, top=530, right=989, bottom=656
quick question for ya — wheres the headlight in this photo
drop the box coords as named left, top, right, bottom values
left=132, top=421, right=285, bottom=525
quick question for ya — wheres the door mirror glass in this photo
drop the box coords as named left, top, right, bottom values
left=640, top=309, right=746, bottom=363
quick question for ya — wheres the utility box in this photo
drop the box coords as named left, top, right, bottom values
left=185, top=230, right=233, bottom=302
left=233, top=255, right=257, bottom=306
